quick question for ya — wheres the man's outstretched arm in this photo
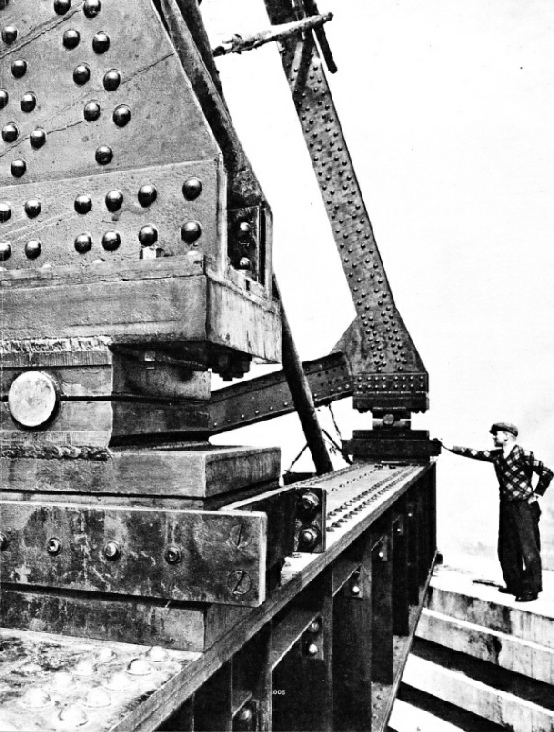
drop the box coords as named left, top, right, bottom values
left=439, top=440, right=495, bottom=462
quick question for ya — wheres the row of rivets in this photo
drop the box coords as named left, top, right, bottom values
left=63, top=30, right=110, bottom=53
left=3, top=535, right=188, bottom=561
left=82, top=100, right=130, bottom=128
left=54, top=0, right=102, bottom=18
left=2, top=123, right=46, bottom=148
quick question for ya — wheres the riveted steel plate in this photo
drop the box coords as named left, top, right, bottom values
left=0, top=502, right=267, bottom=606
left=0, top=627, right=197, bottom=732
left=0, top=0, right=219, bottom=186
left=0, top=160, right=224, bottom=271
left=263, top=1, right=428, bottom=411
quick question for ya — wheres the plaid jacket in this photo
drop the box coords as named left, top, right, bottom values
left=451, top=444, right=554, bottom=501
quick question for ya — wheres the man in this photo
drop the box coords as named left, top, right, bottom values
left=440, top=422, right=553, bottom=602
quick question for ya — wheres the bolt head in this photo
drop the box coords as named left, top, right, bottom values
left=105, top=190, right=123, bottom=212
left=181, top=220, right=202, bottom=244
left=103, top=541, right=121, bottom=561
left=138, top=184, right=157, bottom=207
left=103, top=69, right=121, bottom=91
left=139, top=225, right=158, bottom=246
left=113, top=104, right=131, bottom=128
left=182, top=177, right=202, bottom=200
left=20, top=92, right=36, bottom=112
left=102, top=231, right=121, bottom=251
left=74, top=194, right=92, bottom=214
left=25, top=240, right=41, bottom=259
left=47, top=537, right=62, bottom=556
left=63, top=29, right=80, bottom=49
left=300, top=491, right=320, bottom=512
left=164, top=545, right=182, bottom=564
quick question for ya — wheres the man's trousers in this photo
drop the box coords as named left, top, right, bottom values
left=498, top=500, right=542, bottom=595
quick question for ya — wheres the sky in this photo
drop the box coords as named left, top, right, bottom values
left=202, top=1, right=554, bottom=570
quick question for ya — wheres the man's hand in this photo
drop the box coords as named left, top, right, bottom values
left=436, top=437, right=453, bottom=452
left=528, top=494, right=538, bottom=504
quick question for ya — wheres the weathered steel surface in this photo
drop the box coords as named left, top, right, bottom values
left=262, top=0, right=428, bottom=412
left=0, top=627, right=198, bottom=732
left=0, top=502, right=267, bottom=606
left=210, top=351, right=352, bottom=433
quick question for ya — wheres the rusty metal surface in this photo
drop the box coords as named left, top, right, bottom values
left=0, top=161, right=223, bottom=271
left=0, top=627, right=198, bottom=732
left=0, top=502, right=267, bottom=607
left=262, top=0, right=428, bottom=412
left=210, top=351, right=352, bottom=433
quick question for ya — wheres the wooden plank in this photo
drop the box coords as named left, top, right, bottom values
left=0, top=502, right=267, bottom=606
left=0, top=446, right=281, bottom=498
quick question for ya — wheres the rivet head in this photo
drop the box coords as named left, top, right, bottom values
left=57, top=705, right=88, bottom=727
left=299, top=527, right=319, bottom=549
left=112, top=104, right=131, bottom=127
left=95, top=145, right=112, bottom=165
left=138, top=184, right=157, bottom=207
left=83, top=0, right=101, bottom=18
left=21, top=687, right=52, bottom=709
left=74, top=194, right=92, bottom=214
left=103, top=541, right=121, bottom=561
left=25, top=240, right=41, bottom=259
left=11, top=159, right=26, bottom=177
left=306, top=642, right=319, bottom=657
left=63, top=29, right=80, bottom=49
left=0, top=203, right=11, bottom=222
left=30, top=128, right=46, bottom=148
left=102, top=231, right=121, bottom=251
left=0, top=533, right=8, bottom=551
left=139, top=225, right=158, bottom=246
left=181, top=220, right=202, bottom=243
left=237, top=221, right=252, bottom=240
left=0, top=242, right=11, bottom=261
left=309, top=619, right=322, bottom=634
left=105, top=190, right=123, bottom=212
left=2, top=25, right=17, bottom=44
left=11, top=59, right=27, bottom=78
left=92, top=31, right=110, bottom=53
left=2, top=122, right=18, bottom=142
left=238, top=706, right=254, bottom=723
left=73, top=64, right=91, bottom=85
left=47, top=537, right=62, bottom=556
left=103, top=69, right=121, bottom=91
left=0, top=89, right=9, bottom=109
left=164, top=545, right=182, bottom=564
left=300, top=491, right=320, bottom=512
left=83, top=100, right=101, bottom=121
left=127, top=658, right=152, bottom=676
left=84, top=687, right=110, bottom=709
left=182, top=177, right=202, bottom=200
left=238, top=257, right=251, bottom=270
left=74, top=233, right=92, bottom=253
left=20, top=92, right=36, bottom=112
left=54, top=0, right=71, bottom=15
left=351, top=584, right=361, bottom=596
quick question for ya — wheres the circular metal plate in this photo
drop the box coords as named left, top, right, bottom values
left=8, top=371, right=58, bottom=427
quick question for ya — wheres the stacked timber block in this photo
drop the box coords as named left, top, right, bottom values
left=392, top=565, right=554, bottom=732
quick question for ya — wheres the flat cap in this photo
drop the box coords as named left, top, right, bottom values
left=490, top=422, right=518, bottom=437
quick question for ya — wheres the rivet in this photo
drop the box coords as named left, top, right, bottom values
left=0, top=89, right=8, bottom=109
left=103, top=671, right=131, bottom=692
left=164, top=545, right=182, bottom=564
left=11, top=59, right=27, bottom=78
left=300, top=491, right=320, bottom=512
left=92, top=31, right=110, bottom=53
left=83, top=0, right=101, bottom=18
left=21, top=687, right=52, bottom=709
left=30, top=128, right=46, bottom=149
left=73, top=64, right=91, bottom=85
left=112, top=104, right=131, bottom=127
left=84, top=100, right=101, bottom=121
left=144, top=646, right=168, bottom=663
left=182, top=176, right=202, bottom=200
left=2, top=25, right=17, bottom=44
left=84, top=687, right=111, bottom=709
left=54, top=0, right=71, bottom=14
left=11, top=159, right=26, bottom=177
left=103, top=540, right=121, bottom=560
left=74, top=194, right=92, bottom=214
left=103, top=69, right=121, bottom=91
left=305, top=642, right=318, bottom=657
left=105, top=190, right=123, bottom=212
left=237, top=221, right=252, bottom=240
left=237, top=256, right=251, bottom=270
left=351, top=584, right=361, bottom=596
left=138, top=225, right=158, bottom=246
left=0, top=533, right=8, bottom=551
left=237, top=706, right=254, bottom=723
left=299, top=527, right=319, bottom=549
left=127, top=658, right=152, bottom=676
left=181, top=220, right=202, bottom=243
left=0, top=203, right=11, bottom=222
left=47, top=537, right=62, bottom=556
left=138, top=184, right=157, bottom=207
left=57, top=705, right=88, bottom=727
left=102, top=231, right=121, bottom=251
left=95, top=145, right=112, bottom=165
left=25, top=240, right=41, bottom=259
left=20, top=92, right=37, bottom=112
left=0, top=242, right=11, bottom=261
left=74, top=233, right=92, bottom=253
left=63, top=28, right=80, bottom=49
left=308, top=619, right=321, bottom=634
left=2, top=122, right=18, bottom=142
